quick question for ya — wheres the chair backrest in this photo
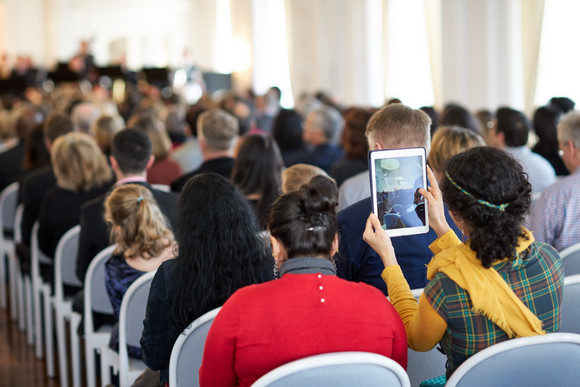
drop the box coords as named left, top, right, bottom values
left=13, top=204, right=23, bottom=243
left=0, top=182, right=19, bottom=240
left=54, top=225, right=82, bottom=301
left=561, top=242, right=580, bottom=277
left=169, top=307, right=222, bottom=387
left=251, top=352, right=410, bottom=387
left=561, top=274, right=580, bottom=334
left=445, top=332, right=580, bottom=387
left=118, top=270, right=156, bottom=386
left=84, top=245, right=116, bottom=319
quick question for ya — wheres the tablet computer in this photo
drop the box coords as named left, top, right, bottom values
left=369, top=147, right=428, bottom=237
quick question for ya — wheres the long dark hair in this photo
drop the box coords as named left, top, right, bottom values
left=441, top=147, right=531, bottom=268
left=268, top=176, right=338, bottom=258
left=171, top=173, right=272, bottom=330
left=231, top=134, right=284, bottom=228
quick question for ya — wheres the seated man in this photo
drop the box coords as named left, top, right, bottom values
left=528, top=111, right=580, bottom=251
left=287, top=105, right=344, bottom=173
left=337, top=103, right=461, bottom=294
left=170, top=109, right=239, bottom=192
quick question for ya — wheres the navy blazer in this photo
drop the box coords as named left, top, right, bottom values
left=337, top=196, right=462, bottom=295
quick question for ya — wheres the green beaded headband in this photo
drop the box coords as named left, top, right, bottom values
left=445, top=171, right=509, bottom=211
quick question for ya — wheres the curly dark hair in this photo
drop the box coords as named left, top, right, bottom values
left=441, top=147, right=532, bottom=268
left=268, top=175, right=338, bottom=258
left=171, top=173, right=272, bottom=331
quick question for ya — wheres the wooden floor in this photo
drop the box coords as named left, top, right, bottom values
left=0, top=296, right=60, bottom=387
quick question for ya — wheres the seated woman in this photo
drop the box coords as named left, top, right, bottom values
left=37, top=132, right=113, bottom=284
left=140, top=173, right=272, bottom=385
left=363, top=146, right=563, bottom=381
left=231, top=134, right=284, bottom=229
left=200, top=176, right=407, bottom=387
left=104, top=183, right=174, bottom=358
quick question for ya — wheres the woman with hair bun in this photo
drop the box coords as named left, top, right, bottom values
left=364, top=146, right=563, bottom=382
left=104, top=183, right=174, bottom=358
left=200, top=175, right=407, bottom=387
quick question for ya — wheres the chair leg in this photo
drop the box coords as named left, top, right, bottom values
left=33, top=276, right=43, bottom=358
left=24, top=275, right=34, bottom=346
left=0, top=248, right=7, bottom=310
left=70, top=312, right=82, bottom=387
left=56, top=307, right=69, bottom=387
left=85, top=337, right=96, bottom=387
left=42, top=285, right=55, bottom=377
left=100, top=347, right=112, bottom=387
left=9, top=248, right=20, bottom=321
left=16, top=262, right=26, bottom=331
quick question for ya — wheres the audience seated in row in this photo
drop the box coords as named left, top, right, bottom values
left=364, top=146, right=563, bottom=382
left=199, top=176, right=407, bottom=386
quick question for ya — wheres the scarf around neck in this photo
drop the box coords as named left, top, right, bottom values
left=426, top=228, right=544, bottom=338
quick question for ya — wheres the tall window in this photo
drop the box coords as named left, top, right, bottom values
left=534, top=0, right=580, bottom=107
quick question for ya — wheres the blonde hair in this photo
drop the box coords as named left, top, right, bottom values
left=105, top=184, right=174, bottom=259
left=282, top=164, right=330, bottom=193
left=51, top=132, right=112, bottom=192
left=428, top=126, right=486, bottom=175
left=93, top=115, right=124, bottom=152
left=128, top=113, right=172, bottom=159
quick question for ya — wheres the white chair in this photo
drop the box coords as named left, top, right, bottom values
left=251, top=352, right=411, bottom=387
left=404, top=287, right=447, bottom=387
left=0, top=182, right=19, bottom=311
left=100, top=270, right=156, bottom=387
left=169, top=307, right=221, bottom=387
left=53, top=225, right=82, bottom=387
left=30, top=221, right=55, bottom=377
left=445, top=332, right=580, bottom=387
left=561, top=274, right=580, bottom=334
left=80, top=244, right=116, bottom=387
left=561, top=242, right=580, bottom=277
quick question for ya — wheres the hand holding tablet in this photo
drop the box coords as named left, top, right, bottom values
left=369, top=147, right=429, bottom=237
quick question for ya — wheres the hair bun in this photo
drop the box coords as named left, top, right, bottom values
left=298, top=176, right=338, bottom=218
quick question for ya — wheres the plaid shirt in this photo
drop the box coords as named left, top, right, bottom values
left=424, top=241, right=563, bottom=378
left=528, top=168, right=580, bottom=251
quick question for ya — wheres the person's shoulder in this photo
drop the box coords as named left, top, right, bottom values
left=338, top=196, right=372, bottom=222
left=151, top=187, right=179, bottom=201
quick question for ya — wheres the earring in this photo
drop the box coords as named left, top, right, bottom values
left=330, top=256, right=337, bottom=272
left=273, top=260, right=279, bottom=279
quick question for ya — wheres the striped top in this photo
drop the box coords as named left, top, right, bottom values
left=424, top=240, right=563, bottom=377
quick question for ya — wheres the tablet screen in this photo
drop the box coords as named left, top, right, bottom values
left=369, top=147, right=429, bottom=237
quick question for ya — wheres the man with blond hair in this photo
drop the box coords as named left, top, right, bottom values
left=337, top=103, right=461, bottom=294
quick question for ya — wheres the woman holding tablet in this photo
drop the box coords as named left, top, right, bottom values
left=363, top=146, right=563, bottom=381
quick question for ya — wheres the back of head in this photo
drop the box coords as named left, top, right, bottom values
left=22, top=123, right=50, bottom=171
left=282, top=163, right=329, bottom=194
left=71, top=102, right=101, bottom=134
left=272, top=108, right=304, bottom=151
left=269, top=175, right=338, bottom=258
left=104, top=183, right=173, bottom=259
left=51, top=132, right=112, bottom=192
left=128, top=112, right=171, bottom=159
left=162, top=104, right=187, bottom=143
left=366, top=103, right=431, bottom=154
left=441, top=146, right=531, bottom=267
left=533, top=105, right=560, bottom=152
left=428, top=125, right=486, bottom=178
left=16, top=109, right=40, bottom=142
left=557, top=110, right=580, bottom=150
left=172, top=173, right=269, bottom=330
left=440, top=103, right=482, bottom=134
left=550, top=97, right=575, bottom=114
left=43, top=113, right=74, bottom=144
left=341, top=107, right=373, bottom=160
left=495, top=107, right=530, bottom=147
left=231, top=134, right=284, bottom=226
left=310, top=105, right=344, bottom=144
left=111, top=128, right=153, bottom=175
left=198, top=109, right=239, bottom=151
left=93, top=115, right=124, bottom=153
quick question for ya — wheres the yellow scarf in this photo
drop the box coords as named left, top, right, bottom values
left=426, top=228, right=544, bottom=338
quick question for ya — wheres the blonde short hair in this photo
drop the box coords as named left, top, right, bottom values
left=93, top=115, right=124, bottom=152
left=128, top=113, right=172, bottom=159
left=282, top=164, right=330, bottom=193
left=105, top=184, right=174, bottom=259
left=428, top=126, right=486, bottom=175
left=51, top=132, right=112, bottom=192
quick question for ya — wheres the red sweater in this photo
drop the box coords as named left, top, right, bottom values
left=200, top=273, right=407, bottom=387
